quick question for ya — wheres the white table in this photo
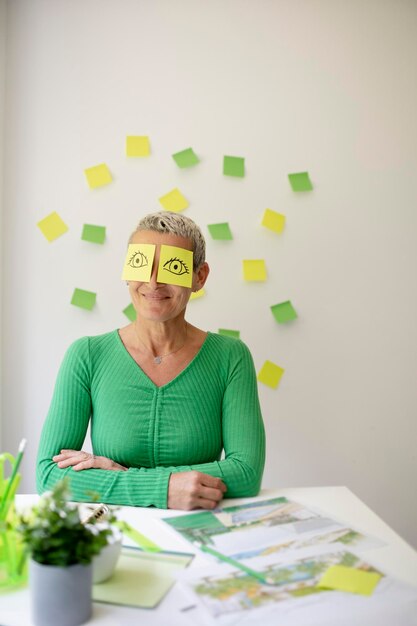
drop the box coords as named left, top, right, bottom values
left=2, top=486, right=417, bottom=625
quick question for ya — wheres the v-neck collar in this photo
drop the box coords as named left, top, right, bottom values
left=113, top=329, right=211, bottom=390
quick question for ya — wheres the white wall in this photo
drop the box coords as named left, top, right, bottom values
left=2, top=0, right=417, bottom=546
left=0, top=0, right=7, bottom=450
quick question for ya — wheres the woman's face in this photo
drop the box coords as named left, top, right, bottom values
left=127, top=230, right=208, bottom=323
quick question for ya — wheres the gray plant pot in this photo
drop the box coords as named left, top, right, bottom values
left=29, top=559, right=92, bottom=626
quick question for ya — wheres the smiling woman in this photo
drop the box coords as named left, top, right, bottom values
left=36, top=212, right=266, bottom=511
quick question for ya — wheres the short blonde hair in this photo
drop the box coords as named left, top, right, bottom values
left=130, top=211, right=206, bottom=270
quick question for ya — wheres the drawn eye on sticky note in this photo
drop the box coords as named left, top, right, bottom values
left=157, top=245, right=193, bottom=288
left=122, top=244, right=156, bottom=281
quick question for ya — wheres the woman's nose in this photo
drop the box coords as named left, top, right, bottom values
left=148, top=257, right=160, bottom=287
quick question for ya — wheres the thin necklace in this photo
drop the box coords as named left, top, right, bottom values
left=134, top=323, right=188, bottom=365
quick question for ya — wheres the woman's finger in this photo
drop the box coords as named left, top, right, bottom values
left=72, top=458, right=96, bottom=471
left=195, top=497, right=221, bottom=510
left=197, top=484, right=224, bottom=503
left=199, top=473, right=227, bottom=493
left=55, top=452, right=93, bottom=468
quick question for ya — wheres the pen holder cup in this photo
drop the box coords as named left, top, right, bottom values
left=0, top=518, right=28, bottom=590
left=0, top=452, right=27, bottom=591
left=92, top=530, right=123, bottom=584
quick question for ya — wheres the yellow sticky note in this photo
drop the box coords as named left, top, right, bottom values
left=318, top=565, right=382, bottom=596
left=37, top=212, right=68, bottom=242
left=122, top=244, right=156, bottom=281
left=262, top=209, right=286, bottom=234
left=126, top=136, right=150, bottom=157
left=84, top=163, right=113, bottom=189
left=243, top=260, right=267, bottom=281
left=159, top=188, right=189, bottom=213
left=157, top=245, right=193, bottom=288
left=257, top=360, right=284, bottom=389
left=190, top=288, right=205, bottom=301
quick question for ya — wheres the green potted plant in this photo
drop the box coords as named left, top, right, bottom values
left=18, top=478, right=113, bottom=626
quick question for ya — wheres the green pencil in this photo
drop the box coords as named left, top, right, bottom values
left=0, top=438, right=26, bottom=517
left=199, top=544, right=275, bottom=585
left=115, top=520, right=161, bottom=552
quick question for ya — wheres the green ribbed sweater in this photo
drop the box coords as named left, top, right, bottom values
left=36, top=331, right=265, bottom=508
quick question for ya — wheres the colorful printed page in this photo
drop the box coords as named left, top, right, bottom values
left=176, top=546, right=386, bottom=621
left=92, top=546, right=193, bottom=609
left=162, top=497, right=339, bottom=557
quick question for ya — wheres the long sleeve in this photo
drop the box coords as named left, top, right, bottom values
left=36, top=338, right=171, bottom=508
left=167, top=340, right=265, bottom=497
left=36, top=331, right=265, bottom=508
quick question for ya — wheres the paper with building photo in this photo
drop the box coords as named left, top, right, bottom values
left=227, top=525, right=385, bottom=561
left=176, top=544, right=417, bottom=626
left=163, top=497, right=376, bottom=557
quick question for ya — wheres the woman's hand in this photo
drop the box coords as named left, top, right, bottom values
left=53, top=449, right=127, bottom=472
left=167, top=471, right=227, bottom=510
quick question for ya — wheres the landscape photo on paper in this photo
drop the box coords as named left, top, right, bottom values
left=228, top=526, right=385, bottom=561
left=163, top=497, right=332, bottom=549
left=180, top=550, right=383, bottom=618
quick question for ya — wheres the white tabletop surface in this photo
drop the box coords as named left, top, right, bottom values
left=2, top=486, right=417, bottom=626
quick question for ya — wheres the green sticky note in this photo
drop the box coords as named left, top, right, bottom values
left=123, top=303, right=136, bottom=322
left=257, top=360, right=284, bottom=389
left=207, top=223, right=233, bottom=240
left=262, top=209, right=286, bottom=234
left=271, top=301, right=297, bottom=323
left=243, top=259, right=267, bottom=281
left=71, top=288, right=96, bottom=311
left=172, top=147, right=199, bottom=168
left=218, top=329, right=240, bottom=339
left=223, top=155, right=245, bottom=177
left=288, top=171, right=313, bottom=192
left=318, top=565, right=382, bottom=596
left=81, top=224, right=106, bottom=244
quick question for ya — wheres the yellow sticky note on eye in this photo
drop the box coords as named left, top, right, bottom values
left=84, top=163, right=113, bottom=189
left=243, top=260, right=267, bottom=281
left=37, top=211, right=68, bottom=242
left=262, top=209, right=286, bottom=234
left=126, top=136, right=150, bottom=157
left=122, top=244, right=156, bottom=281
left=257, top=360, right=284, bottom=389
left=157, top=245, right=193, bottom=288
left=159, top=188, right=189, bottom=213
left=190, top=288, right=205, bottom=301
left=318, top=565, right=382, bottom=596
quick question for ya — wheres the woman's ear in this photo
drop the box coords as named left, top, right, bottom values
left=193, top=262, right=210, bottom=291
